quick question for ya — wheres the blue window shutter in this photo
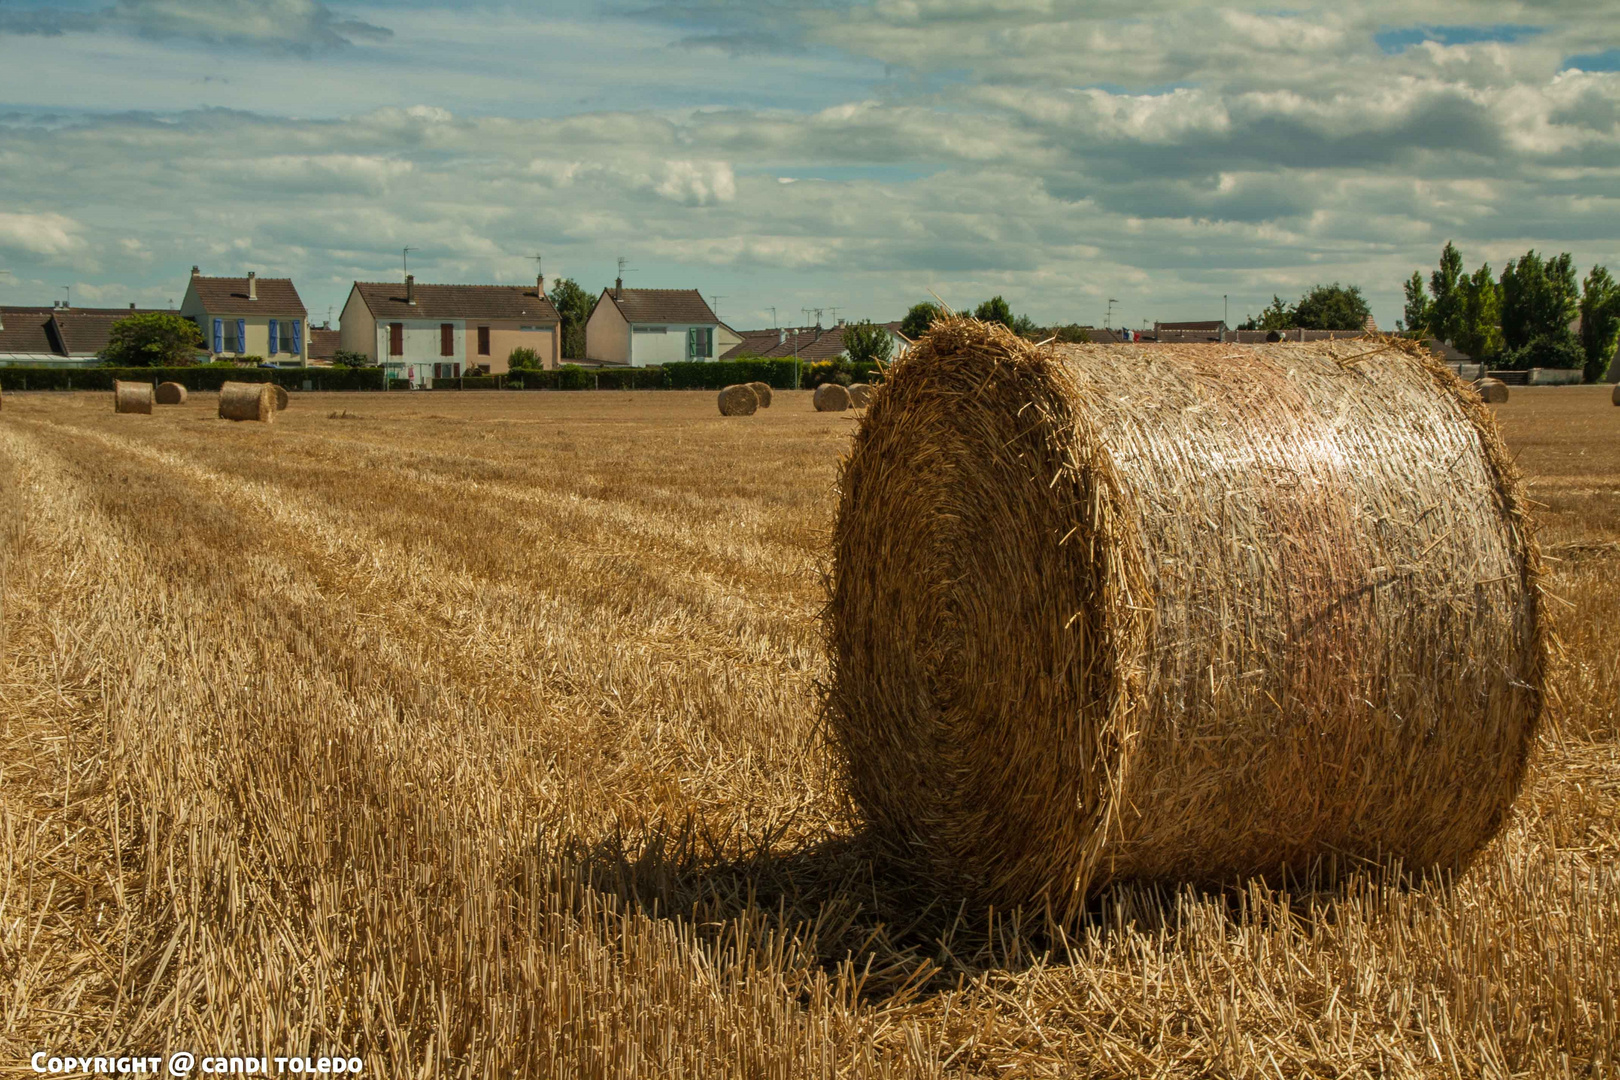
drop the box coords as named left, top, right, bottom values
left=213, top=318, right=223, bottom=354
left=291, top=320, right=302, bottom=357
left=268, top=319, right=279, bottom=355
left=236, top=319, right=246, bottom=354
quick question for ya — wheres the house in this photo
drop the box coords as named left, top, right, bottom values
left=339, top=274, right=560, bottom=387
left=181, top=268, right=309, bottom=365
left=307, top=326, right=341, bottom=366
left=0, top=303, right=168, bottom=366
left=719, top=321, right=912, bottom=362
left=1153, top=319, right=1229, bottom=343
left=585, top=279, right=727, bottom=367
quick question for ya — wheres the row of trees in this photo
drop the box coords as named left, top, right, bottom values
left=899, top=297, right=1040, bottom=340
left=1239, top=284, right=1373, bottom=332
left=1402, top=242, right=1620, bottom=380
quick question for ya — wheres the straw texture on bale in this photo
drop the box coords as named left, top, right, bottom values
left=218, top=381, right=276, bottom=423
left=717, top=384, right=759, bottom=416
left=747, top=381, right=773, bottom=408
left=828, top=320, right=1545, bottom=921
left=846, top=382, right=873, bottom=407
left=813, top=383, right=850, bottom=412
left=113, top=380, right=154, bottom=415
left=272, top=384, right=290, bottom=411
left=1477, top=377, right=1509, bottom=404
left=154, top=382, right=188, bottom=405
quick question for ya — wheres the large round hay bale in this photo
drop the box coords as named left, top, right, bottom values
left=717, top=384, right=759, bottom=416
left=271, top=383, right=289, bottom=411
left=846, top=382, right=873, bottom=407
left=1477, top=377, right=1509, bottom=403
left=828, top=320, right=1545, bottom=920
left=747, top=381, right=773, bottom=408
left=813, top=383, right=850, bottom=412
left=154, top=381, right=188, bottom=405
left=113, top=380, right=153, bottom=415
left=218, top=381, right=276, bottom=423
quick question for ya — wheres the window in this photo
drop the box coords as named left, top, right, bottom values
left=389, top=323, right=404, bottom=356
left=477, top=326, right=490, bottom=356
left=224, top=323, right=240, bottom=353
left=687, top=326, right=713, bottom=360
left=632, top=325, right=668, bottom=334
left=440, top=323, right=455, bottom=357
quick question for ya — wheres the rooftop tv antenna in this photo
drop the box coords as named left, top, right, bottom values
left=828, top=306, right=840, bottom=325
left=617, top=256, right=636, bottom=279
left=769, top=306, right=778, bottom=329
left=403, top=246, right=415, bottom=278
left=1105, top=298, right=1120, bottom=328
left=709, top=295, right=725, bottom=317
left=813, top=307, right=824, bottom=328
left=62, top=285, right=71, bottom=309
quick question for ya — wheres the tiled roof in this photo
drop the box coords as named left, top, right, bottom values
left=601, top=288, right=717, bottom=325
left=0, top=307, right=59, bottom=356
left=309, top=327, right=341, bottom=361
left=354, top=281, right=559, bottom=321
left=55, top=310, right=171, bottom=355
left=1156, top=320, right=1227, bottom=331
left=721, top=325, right=848, bottom=360
left=189, top=276, right=307, bottom=317
left=0, top=306, right=168, bottom=357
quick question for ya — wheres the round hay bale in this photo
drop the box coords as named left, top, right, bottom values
left=154, top=381, right=188, bottom=405
left=846, top=382, right=873, bottom=408
left=113, top=380, right=153, bottom=415
left=1476, top=377, right=1509, bottom=404
left=813, top=383, right=851, bottom=412
left=747, top=381, right=773, bottom=408
left=828, top=320, right=1545, bottom=920
left=271, top=383, right=289, bottom=411
left=218, top=381, right=276, bottom=423
left=718, top=384, right=759, bottom=416
left=1612, top=382, right=1620, bottom=406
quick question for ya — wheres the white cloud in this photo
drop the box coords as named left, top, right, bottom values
left=654, top=161, right=737, bottom=205
left=0, top=212, right=89, bottom=257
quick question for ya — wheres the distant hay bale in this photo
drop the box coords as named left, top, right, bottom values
left=271, top=384, right=289, bottom=411
left=1613, top=382, right=1619, bottom=406
left=846, top=382, right=873, bottom=407
left=113, top=380, right=153, bottom=415
left=813, top=383, right=850, bottom=412
left=747, top=381, right=773, bottom=408
left=717, top=384, right=759, bottom=416
left=828, top=320, right=1545, bottom=921
left=218, top=381, right=275, bottom=423
left=154, top=382, right=188, bottom=405
left=1477, top=377, right=1509, bottom=404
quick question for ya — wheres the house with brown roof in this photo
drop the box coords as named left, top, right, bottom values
left=719, top=321, right=912, bottom=362
left=307, top=326, right=341, bottom=365
left=585, top=279, right=733, bottom=366
left=181, top=268, right=309, bottom=364
left=339, top=274, right=560, bottom=386
left=1153, top=319, right=1229, bottom=343
left=0, top=303, right=169, bottom=366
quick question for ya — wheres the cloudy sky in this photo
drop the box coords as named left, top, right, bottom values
left=1, top=0, right=1617, bottom=331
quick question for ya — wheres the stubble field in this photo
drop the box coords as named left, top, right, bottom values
left=0, top=385, right=1616, bottom=1078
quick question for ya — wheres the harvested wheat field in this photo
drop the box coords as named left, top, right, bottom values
left=1, top=385, right=1616, bottom=1078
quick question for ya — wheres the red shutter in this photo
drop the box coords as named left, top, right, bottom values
left=389, top=323, right=403, bottom=356
left=441, top=323, right=454, bottom=356
left=478, top=326, right=490, bottom=356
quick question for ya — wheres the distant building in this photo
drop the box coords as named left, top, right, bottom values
left=181, top=268, right=309, bottom=365
left=308, top=326, right=341, bottom=366
left=1153, top=319, right=1229, bottom=343
left=720, top=321, right=912, bottom=362
left=0, top=303, right=168, bottom=366
left=339, top=274, right=561, bottom=387
left=585, top=280, right=731, bottom=366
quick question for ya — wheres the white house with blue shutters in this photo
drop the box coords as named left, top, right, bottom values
left=180, top=267, right=309, bottom=365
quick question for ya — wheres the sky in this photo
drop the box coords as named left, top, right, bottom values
left=1, top=0, right=1618, bottom=332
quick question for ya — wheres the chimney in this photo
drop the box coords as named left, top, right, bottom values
left=247, top=271, right=258, bottom=301
left=537, top=270, right=545, bottom=297
left=191, top=265, right=200, bottom=279
left=130, top=303, right=136, bottom=310
left=405, top=274, right=416, bottom=304
left=614, top=277, right=623, bottom=300
left=777, top=327, right=786, bottom=345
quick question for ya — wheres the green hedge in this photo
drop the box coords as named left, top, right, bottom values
left=0, top=364, right=385, bottom=392
left=661, top=359, right=806, bottom=390
left=801, top=359, right=885, bottom=389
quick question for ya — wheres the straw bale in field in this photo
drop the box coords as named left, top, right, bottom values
left=847, top=382, right=873, bottom=407
left=828, top=320, right=1545, bottom=921
left=1613, top=382, right=1620, bottom=406
left=814, top=383, right=850, bottom=412
left=718, top=384, right=759, bottom=416
left=155, top=382, right=188, bottom=405
left=113, top=380, right=153, bottom=415
left=218, top=381, right=275, bottom=423
left=1477, top=377, right=1509, bottom=403
left=747, top=381, right=773, bottom=408
left=272, top=384, right=289, bottom=411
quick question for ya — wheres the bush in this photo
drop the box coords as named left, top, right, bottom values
left=99, top=312, right=207, bottom=366
left=0, top=364, right=385, bottom=392
left=662, top=359, right=803, bottom=390
left=331, top=349, right=374, bottom=368
left=1497, top=332, right=1585, bottom=372
left=802, top=359, right=884, bottom=389
left=508, top=346, right=543, bottom=371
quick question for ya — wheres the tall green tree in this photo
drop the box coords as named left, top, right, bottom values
left=899, top=301, right=944, bottom=340
left=547, top=277, right=594, bottom=360
left=1401, top=271, right=1433, bottom=336
left=1429, top=241, right=1465, bottom=344
left=1579, top=265, right=1620, bottom=383
left=1239, top=295, right=1295, bottom=332
left=1452, top=265, right=1503, bottom=362
left=1292, top=283, right=1372, bottom=330
left=1500, top=250, right=1579, bottom=351
left=841, top=320, right=894, bottom=365
left=973, top=296, right=1014, bottom=328
left=99, top=312, right=205, bottom=366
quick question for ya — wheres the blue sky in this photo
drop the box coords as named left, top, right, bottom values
left=2, top=0, right=1618, bottom=331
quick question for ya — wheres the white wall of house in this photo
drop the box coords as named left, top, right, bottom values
left=630, top=323, right=718, bottom=366
left=375, top=319, right=466, bottom=387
